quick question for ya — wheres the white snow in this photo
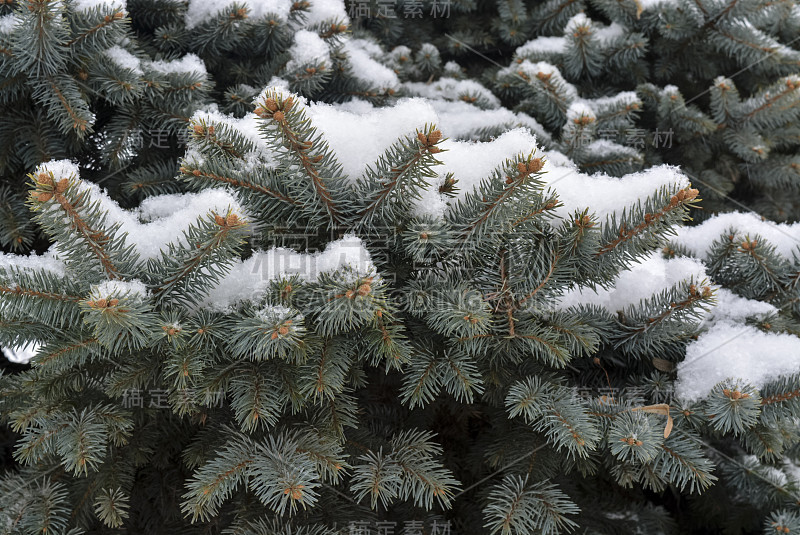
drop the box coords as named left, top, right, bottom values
left=185, top=0, right=292, bottom=28
left=675, top=272, right=800, bottom=402
left=676, top=323, right=800, bottom=402
left=516, top=37, right=567, bottom=58
left=637, top=0, right=679, bottom=10
left=0, top=15, right=18, bottom=34
left=663, top=214, right=800, bottom=401
left=199, top=235, right=375, bottom=312
left=188, top=109, right=277, bottom=165
left=71, top=0, right=126, bottom=12
left=127, top=189, right=247, bottom=259
left=429, top=100, right=551, bottom=143
left=0, top=251, right=67, bottom=279
left=146, top=54, right=207, bottom=76
left=286, top=30, right=330, bottom=72
left=90, top=279, right=149, bottom=300
left=412, top=129, right=539, bottom=218
left=585, top=92, right=640, bottom=113
left=443, top=61, right=463, bottom=77
left=302, top=0, right=349, bottom=26
left=582, top=139, right=640, bottom=159
left=342, top=39, right=400, bottom=91
left=403, top=78, right=500, bottom=108
left=673, top=212, right=800, bottom=259
left=540, top=162, right=690, bottom=222
left=565, top=12, right=591, bottom=32
left=34, top=160, right=246, bottom=262
left=306, top=97, right=438, bottom=182
left=566, top=100, right=596, bottom=123
left=39, top=159, right=81, bottom=180
left=556, top=253, right=709, bottom=313
left=1, top=342, right=40, bottom=365
left=105, top=46, right=143, bottom=76
left=701, top=288, right=777, bottom=324
left=595, top=22, right=626, bottom=44
left=508, top=61, right=578, bottom=102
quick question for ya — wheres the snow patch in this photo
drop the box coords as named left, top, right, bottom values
left=673, top=212, right=800, bottom=259
left=403, top=78, right=500, bottom=108
left=105, top=46, right=143, bottom=75
left=556, top=253, right=708, bottom=313
left=200, top=236, right=374, bottom=312
left=72, top=0, right=125, bottom=12
left=306, top=97, right=438, bottom=182
left=90, top=280, right=149, bottom=300
left=0, top=14, right=18, bottom=34
left=286, top=30, right=330, bottom=72
left=1, top=342, right=40, bottom=365
left=146, top=54, right=207, bottom=76
left=0, top=251, right=67, bottom=278
left=342, top=39, right=400, bottom=91
left=676, top=323, right=800, bottom=402
left=185, top=0, right=292, bottom=28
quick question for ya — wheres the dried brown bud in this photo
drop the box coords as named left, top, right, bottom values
left=272, top=111, right=285, bottom=122
left=427, top=130, right=442, bottom=145
left=428, top=146, right=441, bottom=153
left=226, top=214, right=239, bottom=226
left=270, top=331, right=278, bottom=340
left=357, top=283, right=371, bottom=296
left=113, top=11, right=124, bottom=19
left=109, top=299, right=119, bottom=306
left=37, top=173, right=53, bottom=186
left=32, top=192, right=53, bottom=203
left=96, top=298, right=107, bottom=308
left=278, top=325, right=289, bottom=335
left=214, top=214, right=225, bottom=226
left=527, top=158, right=543, bottom=173
left=345, top=289, right=355, bottom=299
left=192, top=169, right=201, bottom=176
left=517, top=162, right=528, bottom=175
left=193, top=124, right=205, bottom=135
left=417, top=132, right=428, bottom=145
left=264, top=98, right=278, bottom=112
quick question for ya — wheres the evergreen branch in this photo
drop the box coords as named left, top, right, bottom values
left=64, top=11, right=125, bottom=47
left=180, top=166, right=298, bottom=206
left=596, top=187, right=699, bottom=257
left=255, top=91, right=346, bottom=226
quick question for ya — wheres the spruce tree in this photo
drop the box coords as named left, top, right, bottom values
left=2, top=0, right=800, bottom=533
left=2, top=81, right=800, bottom=534
left=353, top=0, right=800, bottom=221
